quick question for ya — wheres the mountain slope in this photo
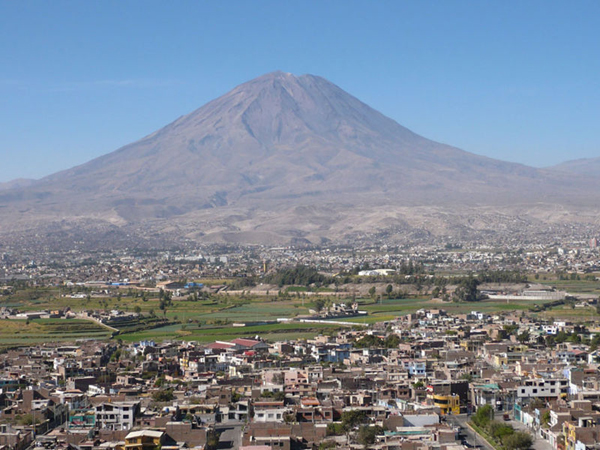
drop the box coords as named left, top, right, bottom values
left=549, top=157, right=600, bottom=177
left=0, top=71, right=598, bottom=245
left=0, top=178, right=36, bottom=191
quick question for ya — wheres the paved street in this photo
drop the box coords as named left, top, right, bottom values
left=446, top=414, right=495, bottom=450
left=508, top=420, right=554, bottom=450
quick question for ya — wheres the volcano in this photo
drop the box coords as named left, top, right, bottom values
left=1, top=71, right=597, bottom=246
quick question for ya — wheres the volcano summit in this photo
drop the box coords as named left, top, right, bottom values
left=1, top=71, right=598, bottom=247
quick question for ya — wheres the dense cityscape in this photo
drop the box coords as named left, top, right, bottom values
left=1, top=241, right=600, bottom=450
left=3, top=3, right=600, bottom=450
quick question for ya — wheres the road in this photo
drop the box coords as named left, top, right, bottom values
left=446, top=414, right=495, bottom=450
left=508, top=420, right=554, bottom=450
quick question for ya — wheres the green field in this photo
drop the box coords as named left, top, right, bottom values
left=1, top=281, right=598, bottom=345
left=118, top=321, right=343, bottom=343
left=536, top=279, right=600, bottom=295
left=354, top=297, right=554, bottom=318
left=0, top=318, right=113, bottom=347
left=538, top=305, right=598, bottom=321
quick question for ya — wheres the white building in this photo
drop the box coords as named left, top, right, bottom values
left=254, top=407, right=292, bottom=423
left=517, top=379, right=568, bottom=399
left=94, top=401, right=140, bottom=431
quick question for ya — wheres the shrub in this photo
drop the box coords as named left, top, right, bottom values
left=503, top=431, right=533, bottom=450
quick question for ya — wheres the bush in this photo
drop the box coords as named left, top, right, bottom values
left=503, top=431, right=533, bottom=450
left=341, top=410, right=368, bottom=430
left=472, top=404, right=494, bottom=428
left=489, top=420, right=514, bottom=440
left=152, top=388, right=174, bottom=402
left=358, top=425, right=384, bottom=448
left=326, top=422, right=345, bottom=436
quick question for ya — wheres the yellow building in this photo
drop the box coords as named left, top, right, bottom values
left=125, top=430, right=165, bottom=450
left=493, top=354, right=508, bottom=368
left=431, top=394, right=460, bottom=415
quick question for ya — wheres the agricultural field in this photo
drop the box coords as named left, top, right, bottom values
left=118, top=321, right=344, bottom=343
left=536, top=279, right=600, bottom=296
left=2, top=277, right=599, bottom=346
left=0, top=318, right=113, bottom=348
left=351, top=297, right=555, bottom=320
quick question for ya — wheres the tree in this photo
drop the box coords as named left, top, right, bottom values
left=134, top=305, right=142, bottom=314
left=326, top=422, right=345, bottom=436
left=472, top=404, right=494, bottom=428
left=453, top=276, right=481, bottom=302
left=517, top=330, right=530, bottom=344
left=460, top=373, right=473, bottom=382
left=205, top=430, right=220, bottom=450
left=590, top=334, right=600, bottom=351
left=358, top=425, right=384, bottom=448
left=384, top=334, right=401, bottom=348
left=503, top=431, right=533, bottom=450
left=152, top=388, right=175, bottom=402
left=355, top=334, right=383, bottom=348
left=541, top=410, right=551, bottom=428
left=368, top=286, right=377, bottom=299
left=265, top=265, right=330, bottom=287
left=386, top=284, right=393, bottom=298
left=110, top=349, right=122, bottom=362
left=314, top=299, right=326, bottom=313
left=19, top=413, right=40, bottom=425
left=341, top=410, right=368, bottom=431
left=489, top=420, right=514, bottom=440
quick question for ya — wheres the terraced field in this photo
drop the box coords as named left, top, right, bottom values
left=0, top=283, right=585, bottom=346
left=348, top=297, right=556, bottom=323
left=0, top=319, right=113, bottom=347
left=119, top=321, right=343, bottom=343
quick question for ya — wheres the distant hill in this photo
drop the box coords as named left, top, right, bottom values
left=1, top=71, right=599, bottom=247
left=548, top=157, right=600, bottom=177
left=0, top=178, right=36, bottom=191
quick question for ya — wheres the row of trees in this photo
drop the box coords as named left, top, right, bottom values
left=471, top=405, right=532, bottom=450
left=265, top=265, right=331, bottom=287
left=261, top=266, right=525, bottom=302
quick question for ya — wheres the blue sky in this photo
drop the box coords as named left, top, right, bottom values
left=1, top=1, right=599, bottom=182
